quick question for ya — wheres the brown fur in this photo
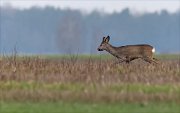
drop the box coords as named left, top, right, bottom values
left=98, top=36, right=158, bottom=64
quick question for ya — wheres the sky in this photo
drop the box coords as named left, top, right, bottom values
left=0, top=0, right=180, bottom=14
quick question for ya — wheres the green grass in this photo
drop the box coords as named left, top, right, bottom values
left=0, top=101, right=179, bottom=113
left=155, top=54, right=180, bottom=60
left=0, top=81, right=180, bottom=94
left=0, top=81, right=179, bottom=103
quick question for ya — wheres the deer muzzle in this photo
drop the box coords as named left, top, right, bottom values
left=97, top=48, right=103, bottom=51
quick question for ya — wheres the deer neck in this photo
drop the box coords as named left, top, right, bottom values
left=105, top=44, right=119, bottom=58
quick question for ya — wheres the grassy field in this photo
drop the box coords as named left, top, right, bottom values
left=1, top=101, right=180, bottom=113
left=0, top=54, right=179, bottom=113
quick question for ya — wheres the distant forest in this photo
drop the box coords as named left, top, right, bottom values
left=0, top=6, right=180, bottom=54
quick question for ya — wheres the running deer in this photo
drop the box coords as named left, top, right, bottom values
left=97, top=36, right=158, bottom=64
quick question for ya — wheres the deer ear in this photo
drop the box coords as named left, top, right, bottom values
left=105, top=36, right=110, bottom=43
left=103, top=37, right=106, bottom=41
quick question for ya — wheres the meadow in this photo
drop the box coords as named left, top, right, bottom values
left=0, top=54, right=179, bottom=113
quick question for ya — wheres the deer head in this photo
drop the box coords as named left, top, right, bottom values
left=97, top=36, right=110, bottom=51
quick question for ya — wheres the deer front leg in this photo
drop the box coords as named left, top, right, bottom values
left=111, top=58, right=126, bottom=66
left=125, top=56, right=130, bottom=63
left=125, top=56, right=137, bottom=63
left=117, top=57, right=127, bottom=64
left=119, top=59, right=126, bottom=63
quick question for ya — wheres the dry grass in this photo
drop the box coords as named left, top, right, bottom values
left=0, top=55, right=180, bottom=103
left=0, top=56, right=179, bottom=84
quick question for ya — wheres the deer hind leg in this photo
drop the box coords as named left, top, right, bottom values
left=143, top=57, right=158, bottom=64
left=152, top=58, right=160, bottom=64
left=153, top=58, right=159, bottom=63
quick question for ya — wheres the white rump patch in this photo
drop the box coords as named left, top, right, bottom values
left=152, top=48, right=155, bottom=53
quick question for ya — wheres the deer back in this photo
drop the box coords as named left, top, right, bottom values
left=116, top=44, right=154, bottom=58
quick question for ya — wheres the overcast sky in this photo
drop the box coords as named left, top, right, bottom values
left=0, top=0, right=180, bottom=14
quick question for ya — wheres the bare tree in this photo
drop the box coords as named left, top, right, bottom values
left=57, top=12, right=85, bottom=54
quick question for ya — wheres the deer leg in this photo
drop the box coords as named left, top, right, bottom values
left=111, top=58, right=125, bottom=66
left=125, top=57, right=130, bottom=63
left=118, top=58, right=126, bottom=63
left=129, top=57, right=138, bottom=62
left=125, top=57, right=138, bottom=63
left=153, top=58, right=159, bottom=63
left=143, top=57, right=158, bottom=64
left=152, top=58, right=159, bottom=64
left=153, top=58, right=158, bottom=61
left=143, top=58, right=152, bottom=64
left=148, top=57, right=159, bottom=64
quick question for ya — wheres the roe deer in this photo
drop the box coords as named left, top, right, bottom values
left=97, top=36, right=158, bottom=64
